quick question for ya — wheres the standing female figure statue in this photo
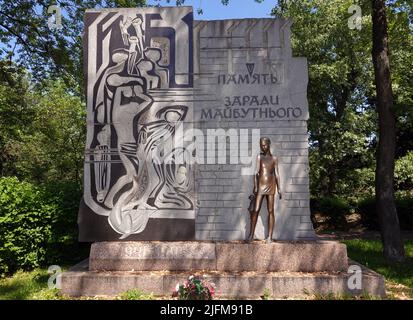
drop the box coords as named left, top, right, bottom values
left=247, top=137, right=282, bottom=243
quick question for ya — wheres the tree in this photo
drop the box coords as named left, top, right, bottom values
left=269, top=0, right=412, bottom=261
left=0, top=63, right=86, bottom=186
left=0, top=1, right=147, bottom=184
left=371, top=0, right=404, bottom=261
left=272, top=0, right=378, bottom=198
left=15, top=79, right=86, bottom=186
left=0, top=0, right=146, bottom=94
left=0, top=60, right=34, bottom=177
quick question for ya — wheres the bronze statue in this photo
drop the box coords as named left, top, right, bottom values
left=247, top=137, right=282, bottom=243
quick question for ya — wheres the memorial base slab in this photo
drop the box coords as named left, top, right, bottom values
left=61, top=241, right=385, bottom=298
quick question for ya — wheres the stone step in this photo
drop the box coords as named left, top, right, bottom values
left=89, top=241, right=348, bottom=272
left=61, top=259, right=385, bottom=298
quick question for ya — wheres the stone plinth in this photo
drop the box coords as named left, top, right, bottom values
left=89, top=242, right=216, bottom=271
left=61, top=259, right=385, bottom=298
left=61, top=241, right=386, bottom=298
left=89, top=241, right=348, bottom=272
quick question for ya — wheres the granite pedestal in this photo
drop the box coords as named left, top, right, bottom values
left=61, top=241, right=386, bottom=298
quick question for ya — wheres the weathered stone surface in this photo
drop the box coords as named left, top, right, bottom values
left=61, top=259, right=385, bottom=298
left=215, top=241, right=348, bottom=272
left=89, top=241, right=347, bottom=272
left=89, top=241, right=216, bottom=271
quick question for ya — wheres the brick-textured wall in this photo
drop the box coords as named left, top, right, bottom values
left=191, top=19, right=315, bottom=241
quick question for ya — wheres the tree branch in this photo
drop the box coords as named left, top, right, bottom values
left=0, top=22, right=48, bottom=55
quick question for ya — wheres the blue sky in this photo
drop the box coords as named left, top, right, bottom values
left=147, top=0, right=277, bottom=20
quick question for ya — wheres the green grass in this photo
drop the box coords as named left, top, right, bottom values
left=0, top=268, right=157, bottom=300
left=343, top=239, right=413, bottom=287
left=343, top=239, right=413, bottom=298
left=0, top=269, right=63, bottom=300
left=302, top=288, right=382, bottom=300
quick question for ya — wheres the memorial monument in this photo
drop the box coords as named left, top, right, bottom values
left=61, top=6, right=385, bottom=298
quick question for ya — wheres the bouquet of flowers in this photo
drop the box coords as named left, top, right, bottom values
left=172, top=275, right=216, bottom=300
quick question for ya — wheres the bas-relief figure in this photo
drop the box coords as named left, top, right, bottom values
left=247, top=137, right=282, bottom=243
left=83, top=8, right=195, bottom=239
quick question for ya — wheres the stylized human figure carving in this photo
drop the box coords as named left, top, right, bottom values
left=137, top=106, right=193, bottom=210
left=247, top=137, right=282, bottom=243
left=105, top=74, right=153, bottom=238
left=87, top=11, right=194, bottom=238
left=108, top=104, right=192, bottom=238
left=144, top=48, right=169, bottom=88
left=94, top=49, right=130, bottom=124
left=136, top=59, right=159, bottom=89
left=120, top=15, right=145, bottom=75
left=104, top=74, right=152, bottom=209
left=131, top=16, right=145, bottom=55
left=94, top=125, right=111, bottom=203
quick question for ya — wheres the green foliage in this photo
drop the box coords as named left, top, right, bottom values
left=273, top=0, right=377, bottom=198
left=261, top=288, right=271, bottom=300
left=14, top=80, right=86, bottom=185
left=357, top=196, right=413, bottom=230
left=0, top=65, right=87, bottom=276
left=395, top=197, right=413, bottom=230
left=395, top=151, right=413, bottom=191
left=0, top=61, right=34, bottom=177
left=310, top=197, right=351, bottom=230
left=272, top=0, right=413, bottom=200
left=0, top=0, right=146, bottom=90
left=0, top=68, right=86, bottom=186
left=0, top=177, right=50, bottom=275
left=0, top=177, right=83, bottom=277
left=120, top=288, right=156, bottom=300
left=357, top=197, right=377, bottom=230
left=172, top=275, right=216, bottom=300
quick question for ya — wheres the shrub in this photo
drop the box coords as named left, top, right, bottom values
left=0, top=177, right=83, bottom=277
left=310, top=197, right=351, bottom=230
left=172, top=275, right=215, bottom=300
left=358, top=196, right=413, bottom=230
left=397, top=197, right=413, bottom=230
left=0, top=177, right=49, bottom=275
left=357, top=198, right=377, bottom=230
left=40, top=180, right=84, bottom=264
left=395, top=151, right=413, bottom=191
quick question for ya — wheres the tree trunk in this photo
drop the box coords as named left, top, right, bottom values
left=371, top=0, right=404, bottom=262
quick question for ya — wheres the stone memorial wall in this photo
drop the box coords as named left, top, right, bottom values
left=78, top=7, right=315, bottom=241
left=192, top=18, right=314, bottom=240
